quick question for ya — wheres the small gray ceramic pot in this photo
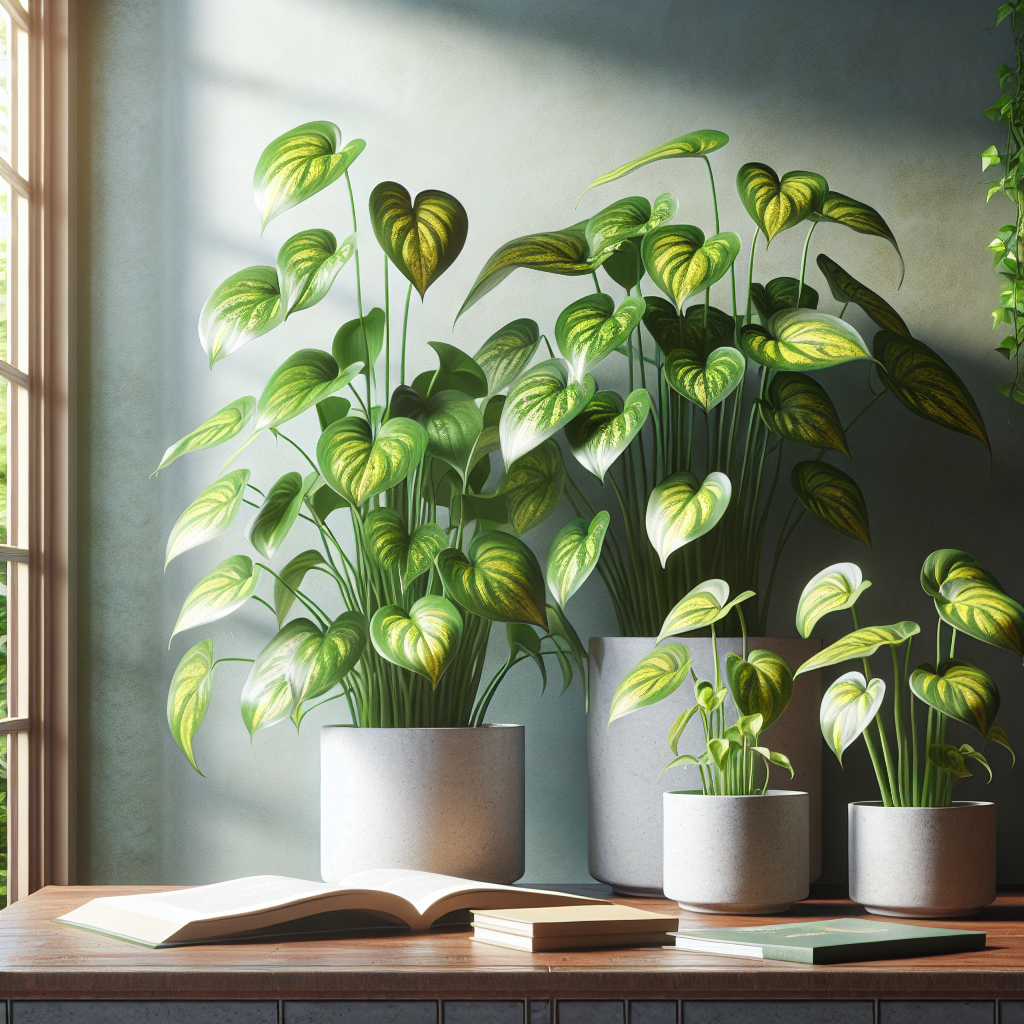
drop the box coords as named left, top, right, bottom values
left=848, top=801, right=996, bottom=918
left=663, top=789, right=810, bottom=914
left=320, top=724, right=525, bottom=885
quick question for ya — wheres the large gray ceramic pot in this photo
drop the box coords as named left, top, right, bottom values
left=588, top=636, right=822, bottom=896
left=321, top=724, right=525, bottom=885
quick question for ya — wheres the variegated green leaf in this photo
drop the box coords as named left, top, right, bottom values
left=255, top=349, right=363, bottom=432
left=920, top=549, right=1003, bottom=599
left=317, top=416, right=427, bottom=506
left=288, top=611, right=368, bottom=706
left=198, top=266, right=284, bottom=367
left=812, top=191, right=904, bottom=286
left=668, top=704, right=703, bottom=755
left=819, top=670, right=886, bottom=766
left=277, top=229, right=356, bottom=316
left=499, top=358, right=595, bottom=467
left=582, top=130, right=729, bottom=197
left=436, top=530, right=547, bottom=628
left=155, top=397, right=256, bottom=474
left=928, top=743, right=978, bottom=779
left=555, top=293, right=646, bottom=380
left=797, top=622, right=920, bottom=675
left=752, top=745, right=795, bottom=778
left=253, top=121, right=364, bottom=230
left=363, top=508, right=447, bottom=588
left=641, top=225, right=741, bottom=310
left=240, top=618, right=320, bottom=736
left=934, top=578, right=1024, bottom=658
left=585, top=193, right=678, bottom=260
left=419, top=341, right=490, bottom=399
left=910, top=659, right=1000, bottom=737
left=665, top=343, right=745, bottom=411
left=167, top=638, right=214, bottom=774
left=646, top=470, right=732, bottom=567
left=546, top=511, right=610, bottom=607
left=758, top=371, right=850, bottom=457
left=247, top=471, right=315, bottom=559
left=986, top=726, right=1016, bottom=765
left=795, top=562, right=871, bottom=638
left=736, top=163, right=828, bottom=242
left=642, top=299, right=736, bottom=355
left=370, top=595, right=463, bottom=687
left=791, top=461, right=870, bottom=547
left=740, top=309, right=870, bottom=370
left=171, top=555, right=261, bottom=640
left=726, top=649, right=794, bottom=729
left=607, top=643, right=693, bottom=724
left=749, top=277, right=819, bottom=322
left=657, top=579, right=755, bottom=642
left=333, top=308, right=386, bottom=379
left=602, top=239, right=646, bottom=291
left=564, top=388, right=651, bottom=482
left=165, top=470, right=250, bottom=568
left=273, top=549, right=325, bottom=627
left=419, top=390, right=483, bottom=478
left=874, top=331, right=989, bottom=448
left=498, top=440, right=565, bottom=534
left=369, top=182, right=468, bottom=297
left=473, top=318, right=540, bottom=394
left=816, top=254, right=909, bottom=336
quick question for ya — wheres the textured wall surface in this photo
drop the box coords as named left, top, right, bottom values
left=76, top=0, right=1022, bottom=886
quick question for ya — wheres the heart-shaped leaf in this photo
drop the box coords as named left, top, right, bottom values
left=240, top=618, right=321, bottom=736
left=874, top=330, right=989, bottom=448
left=934, top=578, right=1024, bottom=658
left=546, top=511, right=610, bottom=607
left=172, top=555, right=261, bottom=641
left=165, top=470, right=250, bottom=567
left=665, top=343, right=745, bottom=411
left=418, top=390, right=484, bottom=478
left=736, top=163, right=828, bottom=242
left=795, top=562, right=871, bottom=639
left=253, top=121, right=364, bottom=230
left=726, top=649, right=794, bottom=730
left=585, top=193, right=678, bottom=260
left=370, top=595, right=464, bottom=687
left=740, top=309, right=870, bottom=371
left=317, top=416, right=427, bottom=506
left=749, top=277, right=820, bottom=322
left=411, top=342, right=490, bottom=400
left=436, top=531, right=547, bottom=627
left=607, top=643, right=693, bottom=724
left=657, top=579, right=755, bottom=642
left=820, top=671, right=885, bottom=766
left=920, top=549, right=1003, bottom=599
left=473, top=318, right=540, bottom=394
left=565, top=388, right=651, bottom=482
left=167, top=638, right=214, bottom=774
left=369, top=182, right=469, bottom=297
left=812, top=191, right=904, bottom=286
left=499, top=358, right=595, bottom=467
left=797, top=622, right=921, bottom=675
left=278, top=229, right=356, bottom=316
left=602, top=239, right=646, bottom=291
left=646, top=470, right=732, bottom=567
left=155, top=397, right=256, bottom=474
left=791, top=461, right=870, bottom=547
left=498, top=440, right=565, bottom=534
left=928, top=743, right=983, bottom=780
left=273, top=549, right=326, bottom=627
left=582, top=129, right=729, bottom=197
left=555, top=293, right=646, bottom=380
left=255, top=349, right=363, bottom=432
left=199, top=266, right=284, bottom=367
left=758, top=371, right=850, bottom=457
left=247, top=471, right=316, bottom=559
left=288, top=611, right=368, bottom=706
left=816, top=255, right=908, bottom=336
left=333, top=308, right=386, bottom=380
left=641, top=225, right=741, bottom=310
left=363, top=508, right=447, bottom=588
left=910, top=659, right=1000, bottom=737
left=317, top=396, right=353, bottom=431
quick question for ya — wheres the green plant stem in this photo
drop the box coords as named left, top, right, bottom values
left=212, top=657, right=255, bottom=667
left=863, top=726, right=893, bottom=806
left=384, top=255, right=391, bottom=404
left=255, top=563, right=330, bottom=628
left=798, top=221, right=817, bottom=297
left=891, top=644, right=906, bottom=805
left=400, top=282, right=413, bottom=386
left=874, top=716, right=901, bottom=806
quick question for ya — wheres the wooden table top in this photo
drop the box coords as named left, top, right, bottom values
left=0, top=886, right=1020, bottom=1001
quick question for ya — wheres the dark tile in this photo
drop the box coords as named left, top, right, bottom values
left=530, top=1004, right=551, bottom=1024
left=12, top=1004, right=277, bottom=1024
left=880, top=1003, right=995, bottom=1024
left=683, top=1002, right=873, bottom=1024
left=629, top=1004, right=677, bottom=1024
left=557, top=1004, right=625, bottom=1024
left=285, top=1005, right=437, bottom=1024
left=1001, top=1004, right=1024, bottom=1024
left=443, top=1004, right=524, bottom=1024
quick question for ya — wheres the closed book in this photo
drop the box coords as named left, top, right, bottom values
left=473, top=926, right=673, bottom=952
left=472, top=904, right=678, bottom=939
left=668, top=918, right=987, bottom=964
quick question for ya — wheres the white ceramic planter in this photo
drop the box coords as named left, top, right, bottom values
left=589, top=636, right=822, bottom=895
left=848, top=801, right=996, bottom=918
left=320, top=724, right=525, bottom=885
left=663, top=790, right=809, bottom=914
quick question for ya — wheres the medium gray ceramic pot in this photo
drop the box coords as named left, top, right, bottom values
left=663, top=789, right=810, bottom=913
left=320, top=724, right=525, bottom=885
left=848, top=801, right=997, bottom=918
left=589, top=636, right=822, bottom=895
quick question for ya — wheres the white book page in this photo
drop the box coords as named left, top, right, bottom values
left=336, top=869, right=519, bottom=917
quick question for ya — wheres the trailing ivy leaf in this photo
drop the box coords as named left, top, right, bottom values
left=333, top=308, right=386, bottom=380
left=920, top=548, right=1003, bottom=600
left=240, top=618, right=320, bottom=736
left=370, top=596, right=464, bottom=687
left=473, top=318, right=540, bottom=394
left=819, top=670, right=886, bottom=766
left=736, top=163, right=828, bottom=242
left=726, top=649, right=794, bottom=729
left=555, top=293, right=646, bottom=380
left=816, top=255, right=909, bottom=336
left=749, top=277, right=820, bottom=322
left=874, top=330, right=989, bottom=448
left=167, top=638, right=214, bottom=774
left=255, top=349, right=363, bottom=432
left=934, top=578, right=1024, bottom=659
left=278, top=229, right=356, bottom=316
left=171, top=555, right=261, bottom=641
left=791, top=461, right=870, bottom=547
left=646, top=470, right=732, bottom=567
left=665, top=343, right=745, bottom=412
left=546, top=512, right=610, bottom=607
left=363, top=508, right=448, bottom=588
left=436, top=531, right=547, bottom=627
left=253, top=120, right=364, bottom=230
left=812, top=191, right=904, bottom=286
left=165, top=470, right=250, bottom=567
left=198, top=266, right=284, bottom=367
left=795, top=562, right=871, bottom=639
left=909, top=660, right=1000, bottom=737
left=565, top=388, right=651, bottom=482
left=498, top=440, right=565, bottom=534
left=758, top=371, right=850, bottom=457
left=642, top=225, right=741, bottom=311
left=288, top=611, right=368, bottom=707
left=585, top=193, right=678, bottom=260
left=607, top=643, right=694, bottom=724
left=368, top=182, right=468, bottom=297
left=657, top=579, right=754, bottom=642
left=796, top=622, right=920, bottom=675
left=247, top=471, right=315, bottom=559
left=740, top=310, right=870, bottom=370
left=155, top=397, right=256, bottom=474
left=273, top=549, right=326, bottom=627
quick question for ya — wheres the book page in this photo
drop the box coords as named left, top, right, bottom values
left=335, top=869, right=520, bottom=917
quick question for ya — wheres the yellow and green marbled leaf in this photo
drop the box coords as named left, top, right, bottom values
left=665, top=343, right=745, bottom=411
left=797, top=622, right=920, bottom=675
left=198, top=266, right=284, bottom=367
left=564, top=388, right=651, bottom=482
left=555, top=293, right=646, bottom=380
left=791, top=461, right=870, bottom=547
left=546, top=511, right=610, bottom=608
left=287, top=610, right=368, bottom=707
left=155, top=397, right=256, bottom=474
left=498, top=439, right=565, bottom=534
left=240, top=618, right=320, bottom=736
left=795, top=561, right=870, bottom=639
left=657, top=579, right=752, bottom=642
left=255, top=348, right=363, bottom=432
left=736, top=163, right=828, bottom=242
left=585, top=193, right=679, bottom=260
left=473, top=318, right=540, bottom=394
left=641, top=225, right=741, bottom=310
left=816, top=254, right=908, bottom=336
left=370, top=596, right=464, bottom=687
left=758, top=371, right=850, bottom=457
left=910, top=659, right=1000, bottom=737
left=646, top=470, right=732, bottom=568
left=165, top=469, right=250, bottom=568
left=819, top=671, right=886, bottom=765
left=812, top=191, right=904, bottom=286
left=172, top=555, right=261, bottom=641
left=920, top=548, right=1002, bottom=600
left=935, top=578, right=1024, bottom=658
left=726, top=649, right=794, bottom=729
left=607, top=643, right=693, bottom=724
left=363, top=508, right=448, bottom=588
left=277, top=228, right=356, bottom=315
left=247, top=471, right=315, bottom=559
left=167, top=638, right=214, bottom=774
left=740, top=309, right=870, bottom=371
left=419, top=390, right=484, bottom=478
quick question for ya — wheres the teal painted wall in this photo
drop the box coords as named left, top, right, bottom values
left=76, top=0, right=1022, bottom=887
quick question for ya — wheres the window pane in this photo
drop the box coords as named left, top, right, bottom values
left=0, top=11, right=9, bottom=168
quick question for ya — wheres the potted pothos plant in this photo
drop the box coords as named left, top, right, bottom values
left=154, top=121, right=587, bottom=884
left=796, top=550, right=1020, bottom=918
left=452, top=128, right=990, bottom=894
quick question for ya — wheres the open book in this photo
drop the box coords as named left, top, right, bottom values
left=56, top=869, right=610, bottom=948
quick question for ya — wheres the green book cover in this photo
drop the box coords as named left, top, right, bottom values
left=670, top=917, right=987, bottom=965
